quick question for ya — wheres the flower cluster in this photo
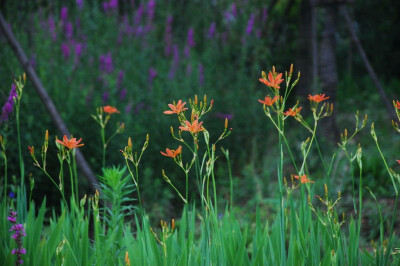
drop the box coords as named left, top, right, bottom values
left=8, top=210, right=26, bottom=265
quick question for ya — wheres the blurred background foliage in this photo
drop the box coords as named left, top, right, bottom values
left=0, top=0, right=399, bottom=238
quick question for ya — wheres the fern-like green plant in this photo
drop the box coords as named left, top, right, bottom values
left=98, top=166, right=135, bottom=258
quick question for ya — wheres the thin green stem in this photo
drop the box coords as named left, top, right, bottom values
left=16, top=106, right=24, bottom=187
left=277, top=112, right=286, bottom=266
left=67, top=155, right=76, bottom=203
left=185, top=171, right=188, bottom=204
left=299, top=120, right=317, bottom=175
left=73, top=150, right=78, bottom=201
left=101, top=127, right=106, bottom=169
left=3, top=152, right=7, bottom=201
left=134, top=164, right=142, bottom=210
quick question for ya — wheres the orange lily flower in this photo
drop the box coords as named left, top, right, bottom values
left=179, top=119, right=204, bottom=134
left=57, top=135, right=84, bottom=149
left=103, top=105, right=120, bottom=114
left=258, top=95, right=279, bottom=106
left=308, top=94, right=330, bottom=103
left=259, top=72, right=284, bottom=89
left=164, top=100, right=188, bottom=114
left=294, top=174, right=314, bottom=184
left=395, top=100, right=400, bottom=110
left=160, top=146, right=182, bottom=158
left=284, top=107, right=302, bottom=116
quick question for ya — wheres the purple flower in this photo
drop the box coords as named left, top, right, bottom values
left=12, top=248, right=26, bottom=255
left=198, top=63, right=204, bottom=86
left=231, top=3, right=237, bottom=18
left=120, top=88, right=127, bottom=100
left=147, top=0, right=156, bottom=23
left=8, top=191, right=15, bottom=198
left=134, top=4, right=143, bottom=25
left=148, top=67, right=157, bottom=84
left=164, top=15, right=173, bottom=56
left=1, top=84, right=17, bottom=121
left=187, top=28, right=195, bottom=48
left=105, top=53, right=113, bottom=73
left=65, top=21, right=74, bottom=39
left=76, top=0, right=84, bottom=10
left=61, top=43, right=70, bottom=60
left=75, top=43, right=84, bottom=58
left=262, top=7, right=268, bottom=23
left=102, top=2, right=109, bottom=11
left=215, top=112, right=234, bottom=120
left=8, top=210, right=26, bottom=265
left=168, top=44, right=180, bottom=79
left=207, top=22, right=216, bottom=39
left=173, top=44, right=180, bottom=66
left=60, top=6, right=68, bottom=21
left=126, top=102, right=133, bottom=113
left=102, top=91, right=109, bottom=104
left=117, top=70, right=124, bottom=89
left=99, top=52, right=113, bottom=73
left=184, top=45, right=190, bottom=58
left=48, top=16, right=57, bottom=40
left=246, top=14, right=255, bottom=35
left=109, top=0, right=118, bottom=9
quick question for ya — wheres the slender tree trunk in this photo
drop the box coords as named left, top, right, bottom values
left=319, top=4, right=340, bottom=141
left=296, top=0, right=313, bottom=99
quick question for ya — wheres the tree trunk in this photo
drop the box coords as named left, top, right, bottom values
left=296, top=0, right=313, bottom=99
left=318, top=4, right=340, bottom=141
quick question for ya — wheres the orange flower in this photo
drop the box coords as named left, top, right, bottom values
left=308, top=94, right=330, bottom=103
left=164, top=100, right=188, bottom=114
left=294, top=174, right=314, bottom=184
left=103, top=105, right=119, bottom=114
left=397, top=160, right=400, bottom=164
left=179, top=119, right=204, bottom=134
left=258, top=95, right=279, bottom=106
left=395, top=100, right=400, bottom=110
left=56, top=135, right=84, bottom=149
left=160, top=146, right=182, bottom=158
left=259, top=72, right=284, bottom=89
left=284, top=107, right=302, bottom=116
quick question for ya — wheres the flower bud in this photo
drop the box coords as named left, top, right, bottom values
left=28, top=146, right=34, bottom=156
left=125, top=251, right=131, bottom=266
left=80, top=194, right=87, bottom=208
left=224, top=118, right=228, bottom=129
left=261, top=70, right=267, bottom=79
left=128, top=137, right=132, bottom=149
